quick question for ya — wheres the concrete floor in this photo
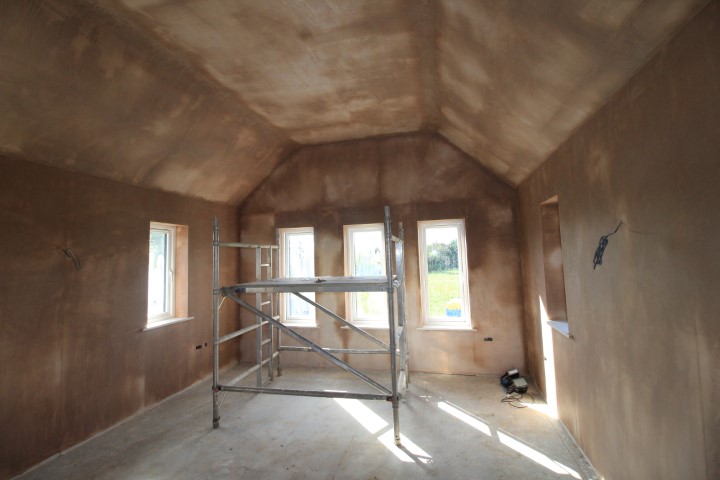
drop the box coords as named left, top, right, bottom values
left=18, top=366, right=598, bottom=479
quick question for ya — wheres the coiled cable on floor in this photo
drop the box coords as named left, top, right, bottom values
left=501, top=392, right=535, bottom=409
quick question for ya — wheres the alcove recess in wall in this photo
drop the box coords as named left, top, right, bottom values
left=539, top=196, right=570, bottom=337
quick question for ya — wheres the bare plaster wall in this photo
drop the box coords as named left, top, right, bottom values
left=0, top=155, right=242, bottom=479
left=239, top=133, right=525, bottom=376
left=517, top=3, right=720, bottom=479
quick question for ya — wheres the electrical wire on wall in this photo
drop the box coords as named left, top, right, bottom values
left=593, top=221, right=622, bottom=269
left=61, top=247, right=82, bottom=271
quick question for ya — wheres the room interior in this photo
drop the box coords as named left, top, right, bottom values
left=1, top=1, right=718, bottom=479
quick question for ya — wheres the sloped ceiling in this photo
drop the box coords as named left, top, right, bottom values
left=0, top=0, right=708, bottom=203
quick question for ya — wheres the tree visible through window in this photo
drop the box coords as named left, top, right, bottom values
left=418, top=219, right=471, bottom=327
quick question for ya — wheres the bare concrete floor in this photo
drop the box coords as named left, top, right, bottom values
left=18, top=366, right=597, bottom=479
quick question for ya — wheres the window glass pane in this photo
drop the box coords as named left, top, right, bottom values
left=355, top=291, right=386, bottom=319
left=286, top=232, right=314, bottom=319
left=425, top=226, right=463, bottom=319
left=148, top=230, right=169, bottom=316
left=287, top=233, right=313, bottom=277
left=351, top=228, right=386, bottom=320
left=289, top=296, right=311, bottom=318
left=352, top=230, right=385, bottom=276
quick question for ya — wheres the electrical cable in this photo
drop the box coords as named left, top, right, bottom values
left=62, top=247, right=82, bottom=271
left=593, top=221, right=622, bottom=269
left=501, top=391, right=535, bottom=409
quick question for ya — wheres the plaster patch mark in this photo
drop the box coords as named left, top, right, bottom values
left=97, top=47, right=125, bottom=80
left=234, top=128, right=258, bottom=150
left=71, top=34, right=91, bottom=63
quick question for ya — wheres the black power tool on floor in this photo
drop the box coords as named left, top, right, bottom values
left=500, top=368, right=528, bottom=394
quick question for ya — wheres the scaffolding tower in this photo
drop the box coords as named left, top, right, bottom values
left=211, top=206, right=408, bottom=445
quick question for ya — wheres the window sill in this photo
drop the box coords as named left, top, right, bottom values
left=143, top=316, right=194, bottom=331
left=418, top=325, right=476, bottom=332
left=341, top=325, right=388, bottom=330
left=547, top=320, right=572, bottom=338
left=283, top=324, right=318, bottom=329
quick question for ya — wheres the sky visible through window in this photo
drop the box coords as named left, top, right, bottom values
left=352, top=230, right=385, bottom=276
left=285, top=231, right=314, bottom=319
left=426, top=226, right=457, bottom=245
left=148, top=229, right=169, bottom=317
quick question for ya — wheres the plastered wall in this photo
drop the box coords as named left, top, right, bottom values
left=238, top=133, right=525, bottom=376
left=517, top=3, right=720, bottom=479
left=0, top=155, right=242, bottom=479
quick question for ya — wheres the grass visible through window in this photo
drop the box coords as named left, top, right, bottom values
left=357, top=292, right=386, bottom=319
left=427, top=269, right=461, bottom=318
left=358, top=270, right=462, bottom=319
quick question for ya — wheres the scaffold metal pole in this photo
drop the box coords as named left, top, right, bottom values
left=212, top=217, right=220, bottom=429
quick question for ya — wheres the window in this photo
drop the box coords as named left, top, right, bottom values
left=279, top=227, right=316, bottom=326
left=539, top=196, right=569, bottom=336
left=344, top=224, right=387, bottom=327
left=418, top=219, right=471, bottom=328
left=147, top=222, right=189, bottom=327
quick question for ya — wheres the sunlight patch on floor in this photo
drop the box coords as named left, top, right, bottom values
left=333, top=397, right=432, bottom=464
left=334, top=398, right=388, bottom=435
left=437, top=401, right=491, bottom=436
left=498, top=430, right=581, bottom=478
left=436, top=396, right=583, bottom=478
left=378, top=431, right=433, bottom=464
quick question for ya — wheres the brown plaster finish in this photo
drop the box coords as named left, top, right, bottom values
left=115, top=0, right=428, bottom=144
left=517, top=3, right=720, bottom=478
left=94, top=0, right=706, bottom=188
left=239, top=134, right=525, bottom=375
left=436, top=0, right=709, bottom=184
left=0, top=0, right=292, bottom=205
left=0, top=154, right=242, bottom=479
left=2, top=1, right=704, bottom=203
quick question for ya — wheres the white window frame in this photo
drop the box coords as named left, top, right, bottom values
left=344, top=223, right=387, bottom=328
left=148, top=222, right=176, bottom=324
left=279, top=227, right=316, bottom=327
left=418, top=219, right=472, bottom=328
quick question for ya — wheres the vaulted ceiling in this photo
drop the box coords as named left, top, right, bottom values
left=0, top=0, right=707, bottom=203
